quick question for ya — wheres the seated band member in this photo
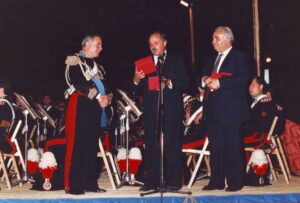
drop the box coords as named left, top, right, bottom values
left=40, top=95, right=61, bottom=137
left=182, top=94, right=206, bottom=145
left=0, top=79, right=16, bottom=153
left=244, top=77, right=279, bottom=147
left=64, top=35, right=111, bottom=195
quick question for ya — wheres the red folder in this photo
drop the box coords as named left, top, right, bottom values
left=134, top=56, right=156, bottom=75
left=148, top=76, right=159, bottom=91
left=211, top=71, right=233, bottom=79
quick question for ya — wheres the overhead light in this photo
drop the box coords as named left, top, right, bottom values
left=266, top=57, right=272, bottom=63
left=180, top=0, right=189, bottom=7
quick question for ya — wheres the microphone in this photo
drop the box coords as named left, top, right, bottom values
left=158, top=52, right=166, bottom=65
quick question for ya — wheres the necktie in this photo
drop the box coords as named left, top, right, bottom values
left=213, top=54, right=223, bottom=72
left=156, top=55, right=164, bottom=73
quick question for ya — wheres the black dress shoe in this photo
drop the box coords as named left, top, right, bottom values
left=139, top=186, right=157, bottom=192
left=202, top=185, right=225, bottom=191
left=67, top=189, right=85, bottom=195
left=85, top=187, right=107, bottom=193
left=225, top=186, right=242, bottom=192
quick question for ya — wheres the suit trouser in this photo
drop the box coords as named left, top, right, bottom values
left=144, top=118, right=183, bottom=187
left=207, top=122, right=245, bottom=188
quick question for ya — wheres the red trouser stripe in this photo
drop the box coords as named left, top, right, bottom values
left=64, top=93, right=81, bottom=192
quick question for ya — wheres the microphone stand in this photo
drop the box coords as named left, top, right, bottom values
left=140, top=56, right=191, bottom=199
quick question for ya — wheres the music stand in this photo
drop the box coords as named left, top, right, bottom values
left=140, top=56, right=191, bottom=198
left=35, top=103, right=57, bottom=140
left=13, top=93, right=41, bottom=185
left=115, top=90, right=143, bottom=187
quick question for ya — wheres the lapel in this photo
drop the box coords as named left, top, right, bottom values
left=218, top=48, right=233, bottom=72
left=163, top=54, right=170, bottom=75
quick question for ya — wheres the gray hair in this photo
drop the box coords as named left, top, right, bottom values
left=81, top=35, right=93, bottom=48
left=215, top=26, right=234, bottom=42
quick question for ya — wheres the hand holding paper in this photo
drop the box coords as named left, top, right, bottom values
left=148, top=76, right=170, bottom=91
left=207, top=78, right=220, bottom=90
left=206, top=71, right=232, bottom=91
left=134, top=68, right=145, bottom=85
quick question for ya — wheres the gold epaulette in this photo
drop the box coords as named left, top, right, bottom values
left=65, top=56, right=81, bottom=66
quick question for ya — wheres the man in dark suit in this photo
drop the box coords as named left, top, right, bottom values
left=134, top=31, right=189, bottom=191
left=197, top=26, right=251, bottom=192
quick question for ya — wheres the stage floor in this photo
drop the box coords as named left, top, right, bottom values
left=1, top=173, right=300, bottom=199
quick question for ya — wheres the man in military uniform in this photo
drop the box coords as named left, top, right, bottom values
left=64, top=35, right=111, bottom=195
left=244, top=77, right=280, bottom=147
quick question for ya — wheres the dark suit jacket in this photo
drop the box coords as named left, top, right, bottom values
left=135, top=53, right=189, bottom=129
left=197, top=48, right=251, bottom=125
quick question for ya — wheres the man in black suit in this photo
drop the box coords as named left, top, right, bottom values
left=134, top=31, right=189, bottom=191
left=197, top=26, right=251, bottom=192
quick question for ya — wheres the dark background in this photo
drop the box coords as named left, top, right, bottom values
left=0, top=0, right=299, bottom=122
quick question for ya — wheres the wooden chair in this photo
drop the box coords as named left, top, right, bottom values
left=97, top=132, right=121, bottom=190
left=182, top=136, right=210, bottom=188
left=0, top=120, right=23, bottom=189
left=245, top=116, right=291, bottom=184
left=5, top=120, right=25, bottom=171
left=29, top=125, right=37, bottom=148
left=268, top=134, right=292, bottom=183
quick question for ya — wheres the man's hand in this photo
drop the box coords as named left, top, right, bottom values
left=160, top=77, right=172, bottom=90
left=134, top=68, right=145, bottom=85
left=98, top=95, right=109, bottom=108
left=166, top=79, right=172, bottom=89
left=207, top=78, right=220, bottom=90
left=202, top=76, right=212, bottom=86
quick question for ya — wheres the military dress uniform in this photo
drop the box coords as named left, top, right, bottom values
left=64, top=52, right=112, bottom=194
left=244, top=94, right=279, bottom=147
